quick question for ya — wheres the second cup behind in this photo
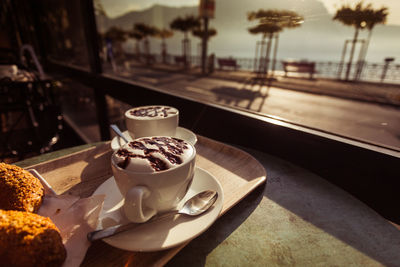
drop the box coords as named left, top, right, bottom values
left=125, top=105, right=179, bottom=139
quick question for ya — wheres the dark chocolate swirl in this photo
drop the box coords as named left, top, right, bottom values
left=129, top=106, right=177, bottom=118
left=116, top=137, right=189, bottom=171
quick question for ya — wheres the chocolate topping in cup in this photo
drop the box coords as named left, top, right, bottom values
left=115, top=137, right=191, bottom=172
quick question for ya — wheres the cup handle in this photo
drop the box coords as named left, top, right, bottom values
left=124, top=185, right=157, bottom=223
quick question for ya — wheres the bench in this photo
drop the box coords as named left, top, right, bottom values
left=144, top=54, right=156, bottom=64
left=174, top=56, right=187, bottom=65
left=282, top=61, right=316, bottom=79
left=218, top=58, right=240, bottom=71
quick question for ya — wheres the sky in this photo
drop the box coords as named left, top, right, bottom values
left=100, top=0, right=400, bottom=25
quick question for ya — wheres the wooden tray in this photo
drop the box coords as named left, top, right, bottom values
left=26, top=135, right=266, bottom=266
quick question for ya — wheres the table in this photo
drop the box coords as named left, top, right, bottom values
left=17, top=138, right=400, bottom=266
left=169, top=147, right=400, bottom=266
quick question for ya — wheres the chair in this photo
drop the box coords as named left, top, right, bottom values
left=0, top=74, right=63, bottom=162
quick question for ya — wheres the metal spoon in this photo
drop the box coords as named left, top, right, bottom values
left=87, top=190, right=218, bottom=242
left=110, top=124, right=129, bottom=144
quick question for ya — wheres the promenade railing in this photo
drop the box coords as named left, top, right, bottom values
left=120, top=53, right=400, bottom=84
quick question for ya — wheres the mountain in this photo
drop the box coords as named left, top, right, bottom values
left=96, top=5, right=197, bottom=32
left=96, top=0, right=400, bottom=63
left=96, top=0, right=331, bottom=33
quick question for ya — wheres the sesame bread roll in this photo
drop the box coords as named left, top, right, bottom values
left=0, top=210, right=66, bottom=266
left=0, top=163, right=45, bottom=213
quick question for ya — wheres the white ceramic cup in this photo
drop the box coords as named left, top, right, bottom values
left=111, top=136, right=196, bottom=223
left=125, top=105, right=179, bottom=139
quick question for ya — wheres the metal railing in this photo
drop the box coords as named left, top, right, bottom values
left=120, top=53, right=400, bottom=84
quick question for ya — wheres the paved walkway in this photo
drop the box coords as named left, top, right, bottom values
left=113, top=62, right=400, bottom=150
left=132, top=62, right=400, bottom=107
left=211, top=70, right=400, bottom=107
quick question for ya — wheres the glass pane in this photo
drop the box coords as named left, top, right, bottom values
left=106, top=95, right=131, bottom=136
left=39, top=0, right=90, bottom=69
left=95, top=0, right=400, bottom=150
left=59, top=79, right=101, bottom=142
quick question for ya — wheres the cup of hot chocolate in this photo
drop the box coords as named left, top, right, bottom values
left=125, top=105, right=179, bottom=139
left=111, top=136, right=196, bottom=223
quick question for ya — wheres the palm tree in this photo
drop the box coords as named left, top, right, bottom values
left=248, top=10, right=303, bottom=77
left=192, top=28, right=217, bottom=40
left=104, top=26, right=128, bottom=59
left=128, top=30, right=144, bottom=59
left=248, top=23, right=282, bottom=75
left=102, top=26, right=127, bottom=72
left=333, top=2, right=388, bottom=81
left=355, top=4, right=388, bottom=80
left=93, top=0, right=107, bottom=35
left=192, top=26, right=217, bottom=73
left=104, top=26, right=127, bottom=44
left=155, top=28, right=174, bottom=64
left=170, top=15, right=201, bottom=67
left=133, top=23, right=158, bottom=64
left=93, top=0, right=107, bottom=17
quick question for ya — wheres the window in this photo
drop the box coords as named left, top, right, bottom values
left=93, top=0, right=400, bottom=151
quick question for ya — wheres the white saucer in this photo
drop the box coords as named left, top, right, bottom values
left=92, top=167, right=224, bottom=252
left=110, top=127, right=197, bottom=150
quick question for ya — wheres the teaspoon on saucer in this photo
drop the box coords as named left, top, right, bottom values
left=110, top=124, right=129, bottom=144
left=87, top=190, right=218, bottom=242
